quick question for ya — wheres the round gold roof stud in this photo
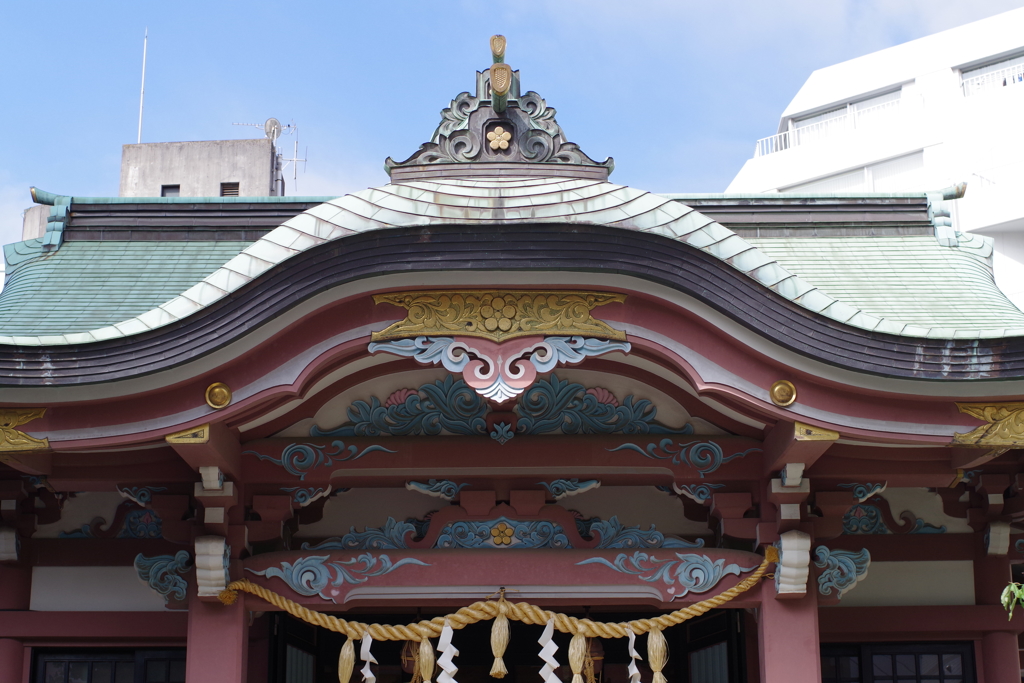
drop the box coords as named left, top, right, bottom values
left=770, top=380, right=797, bottom=408
left=205, top=382, right=232, bottom=410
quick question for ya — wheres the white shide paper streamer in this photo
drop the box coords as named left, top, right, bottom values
left=627, top=627, right=643, bottom=683
left=360, top=633, right=377, bottom=683
left=437, top=619, right=460, bottom=683
left=538, top=618, right=561, bottom=683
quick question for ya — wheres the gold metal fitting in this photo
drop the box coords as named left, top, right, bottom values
left=205, top=382, right=232, bottom=410
left=490, top=35, right=506, bottom=63
left=769, top=380, right=797, bottom=407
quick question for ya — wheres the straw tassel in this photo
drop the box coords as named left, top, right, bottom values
left=647, top=627, right=668, bottom=683
left=568, top=633, right=587, bottom=683
left=338, top=636, right=356, bottom=683
left=419, top=635, right=435, bottom=683
left=489, top=610, right=510, bottom=678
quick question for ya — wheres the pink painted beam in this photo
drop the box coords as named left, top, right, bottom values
left=240, top=435, right=766, bottom=485
left=824, top=535, right=975, bottom=562
left=819, top=606, right=1024, bottom=640
left=0, top=612, right=187, bottom=640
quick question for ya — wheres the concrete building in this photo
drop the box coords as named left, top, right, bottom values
left=20, top=138, right=280, bottom=242
left=727, top=8, right=1024, bottom=307
left=119, top=138, right=278, bottom=199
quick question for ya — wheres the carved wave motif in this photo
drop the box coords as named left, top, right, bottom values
left=248, top=553, right=429, bottom=603
left=302, top=518, right=418, bottom=551
left=312, top=376, right=488, bottom=438
left=582, top=516, right=705, bottom=550
left=516, top=375, right=692, bottom=436
left=577, top=551, right=758, bottom=599
left=608, top=439, right=760, bottom=478
left=246, top=440, right=395, bottom=480
left=59, top=502, right=162, bottom=539
left=135, top=550, right=191, bottom=604
left=814, top=546, right=870, bottom=599
left=842, top=498, right=946, bottom=535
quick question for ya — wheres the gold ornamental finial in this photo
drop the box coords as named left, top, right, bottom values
left=490, top=35, right=506, bottom=63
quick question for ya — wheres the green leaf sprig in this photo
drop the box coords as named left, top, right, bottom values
left=1000, top=582, right=1024, bottom=620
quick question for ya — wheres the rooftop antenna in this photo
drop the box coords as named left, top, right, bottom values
left=281, top=126, right=307, bottom=193
left=137, top=28, right=148, bottom=144
left=231, top=118, right=294, bottom=143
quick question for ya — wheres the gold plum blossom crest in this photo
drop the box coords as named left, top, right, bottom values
left=487, top=126, right=511, bottom=150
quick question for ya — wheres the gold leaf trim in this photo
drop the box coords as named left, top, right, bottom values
left=166, top=423, right=211, bottom=444
left=0, top=408, right=49, bottom=452
left=793, top=421, right=838, bottom=441
left=371, top=290, right=627, bottom=343
left=952, top=402, right=1024, bottom=446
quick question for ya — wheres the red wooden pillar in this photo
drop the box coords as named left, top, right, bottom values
left=981, top=631, right=1020, bottom=683
left=0, top=564, right=30, bottom=682
left=757, top=588, right=820, bottom=683
left=975, top=548, right=1018, bottom=682
left=185, top=591, right=249, bottom=683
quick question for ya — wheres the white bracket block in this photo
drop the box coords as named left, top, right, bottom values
left=774, top=529, right=811, bottom=599
left=195, top=535, right=231, bottom=598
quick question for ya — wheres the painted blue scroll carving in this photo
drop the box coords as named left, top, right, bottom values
left=539, top=479, right=600, bottom=500
left=312, top=375, right=488, bottom=437
left=246, top=441, right=395, bottom=480
left=674, top=483, right=725, bottom=503
left=306, top=514, right=700, bottom=550
left=583, top=516, right=705, bottom=549
left=247, top=553, right=429, bottom=602
left=814, top=546, right=870, bottom=599
left=406, top=480, right=469, bottom=501
left=608, top=439, right=760, bottom=478
left=490, top=422, right=515, bottom=445
left=577, top=551, right=758, bottom=598
left=516, top=374, right=692, bottom=436
left=837, top=483, right=886, bottom=503
left=134, top=550, right=191, bottom=603
left=117, top=486, right=168, bottom=506
left=282, top=486, right=333, bottom=506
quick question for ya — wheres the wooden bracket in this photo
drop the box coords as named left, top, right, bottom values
left=166, top=422, right=242, bottom=481
left=762, top=421, right=838, bottom=476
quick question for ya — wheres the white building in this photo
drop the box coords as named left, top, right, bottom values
left=727, top=8, right=1024, bottom=307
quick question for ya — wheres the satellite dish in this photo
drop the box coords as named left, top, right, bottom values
left=264, top=118, right=282, bottom=142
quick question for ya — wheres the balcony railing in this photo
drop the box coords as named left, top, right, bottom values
left=754, top=99, right=901, bottom=157
left=962, top=62, right=1024, bottom=96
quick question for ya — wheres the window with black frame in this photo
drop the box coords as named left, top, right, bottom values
left=34, top=649, right=185, bottom=683
left=821, top=642, right=974, bottom=683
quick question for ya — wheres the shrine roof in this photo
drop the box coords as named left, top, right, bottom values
left=0, top=179, right=1021, bottom=343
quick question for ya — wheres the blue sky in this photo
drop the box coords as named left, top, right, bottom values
left=1, top=0, right=1020, bottom=246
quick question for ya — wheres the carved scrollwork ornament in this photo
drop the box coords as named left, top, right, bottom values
left=952, top=402, right=1024, bottom=446
left=0, top=408, right=49, bottom=452
left=371, top=290, right=627, bottom=343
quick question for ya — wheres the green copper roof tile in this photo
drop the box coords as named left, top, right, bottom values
left=746, top=235, right=1024, bottom=330
left=0, top=241, right=252, bottom=335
